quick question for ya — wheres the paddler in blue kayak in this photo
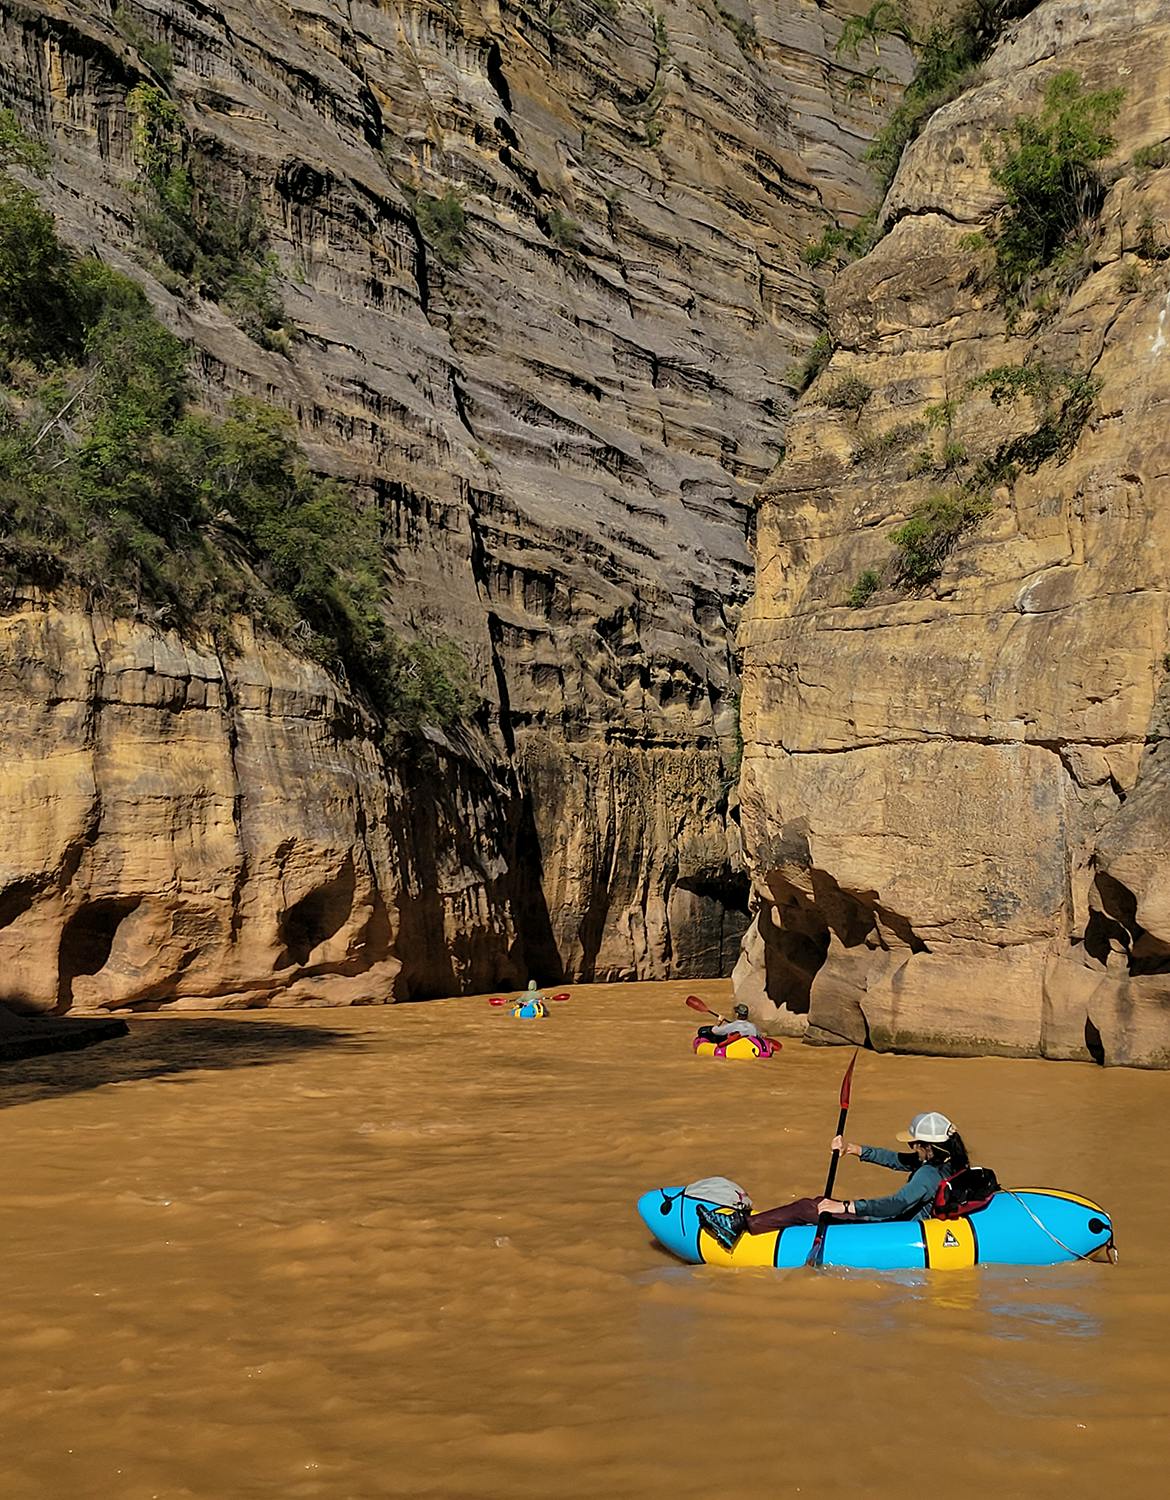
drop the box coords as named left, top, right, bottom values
left=511, top=979, right=548, bottom=1017
left=698, top=1111, right=970, bottom=1250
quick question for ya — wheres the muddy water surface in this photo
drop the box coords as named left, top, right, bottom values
left=2, top=980, right=1168, bottom=1499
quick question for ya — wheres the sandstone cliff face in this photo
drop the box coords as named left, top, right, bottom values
left=0, top=2, right=905, bottom=1007
left=737, top=0, right=1170, bottom=1065
left=0, top=599, right=530, bottom=1010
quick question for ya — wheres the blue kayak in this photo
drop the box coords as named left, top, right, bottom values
left=637, top=1186, right=1114, bottom=1270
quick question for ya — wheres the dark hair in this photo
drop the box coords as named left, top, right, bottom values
left=927, top=1132, right=970, bottom=1173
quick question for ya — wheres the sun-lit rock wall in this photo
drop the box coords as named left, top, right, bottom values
left=0, top=1, right=910, bottom=1006
left=737, top=0, right=1170, bottom=1066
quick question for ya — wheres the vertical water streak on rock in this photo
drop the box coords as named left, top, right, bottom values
left=211, top=636, right=249, bottom=949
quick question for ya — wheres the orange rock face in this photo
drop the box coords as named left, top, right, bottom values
left=0, top=607, right=403, bottom=1011
left=736, top=1, right=1170, bottom=1065
left=0, top=1, right=908, bottom=1003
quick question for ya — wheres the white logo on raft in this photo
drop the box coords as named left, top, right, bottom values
left=943, top=1229, right=960, bottom=1248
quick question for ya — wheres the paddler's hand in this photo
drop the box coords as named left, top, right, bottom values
left=831, top=1136, right=860, bottom=1157
left=818, top=1198, right=849, bottom=1215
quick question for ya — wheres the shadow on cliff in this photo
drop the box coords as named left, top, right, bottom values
left=0, top=1015, right=360, bottom=1109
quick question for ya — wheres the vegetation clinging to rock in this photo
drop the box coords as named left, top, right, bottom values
left=112, top=2, right=174, bottom=83
left=0, top=113, right=474, bottom=731
left=413, top=188, right=467, bottom=266
left=715, top=5, right=759, bottom=55
left=846, top=568, right=882, bottom=607
left=975, top=70, right=1123, bottom=305
left=808, top=4, right=1043, bottom=273
left=889, top=492, right=992, bottom=587
left=849, top=420, right=923, bottom=467
left=968, top=361, right=1102, bottom=478
left=127, top=84, right=287, bottom=345
left=1132, top=141, right=1170, bottom=178
left=547, top=207, right=583, bottom=250
left=823, top=375, right=873, bottom=413
left=841, top=354, right=1104, bottom=599
left=858, top=2, right=1042, bottom=195
left=788, top=331, right=832, bottom=394
left=836, top=3, right=913, bottom=64
left=801, top=213, right=878, bottom=269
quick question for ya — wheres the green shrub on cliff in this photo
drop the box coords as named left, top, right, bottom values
left=849, top=419, right=924, bottom=466
left=0, top=109, right=90, bottom=366
left=126, top=85, right=288, bottom=345
left=836, top=3, right=913, bottom=62
left=980, top=71, right=1123, bottom=303
left=0, top=118, right=474, bottom=731
left=968, top=360, right=1102, bottom=476
left=890, top=491, right=991, bottom=586
left=412, top=189, right=467, bottom=266
left=801, top=214, right=878, bottom=270
left=716, top=6, right=758, bottom=55
left=547, top=207, right=582, bottom=250
left=846, top=568, right=882, bottom=607
left=864, top=2, right=1044, bottom=194
left=1135, top=211, right=1170, bottom=261
left=788, top=331, right=832, bottom=394
left=824, top=375, right=872, bottom=413
left=1132, top=142, right=1170, bottom=178
left=113, top=3, right=174, bottom=82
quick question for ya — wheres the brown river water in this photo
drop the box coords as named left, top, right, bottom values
left=2, top=980, right=1168, bottom=1499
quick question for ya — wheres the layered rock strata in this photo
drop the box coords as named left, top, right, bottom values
left=0, top=602, right=512, bottom=1010
left=737, top=0, right=1170, bottom=1065
left=0, top=1, right=910, bottom=1006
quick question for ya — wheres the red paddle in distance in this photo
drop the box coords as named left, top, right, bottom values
left=488, top=992, right=569, bottom=1006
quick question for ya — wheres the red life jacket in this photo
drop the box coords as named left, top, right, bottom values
left=932, top=1165, right=1000, bottom=1219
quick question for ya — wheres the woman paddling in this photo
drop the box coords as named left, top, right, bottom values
left=698, top=1111, right=969, bottom=1251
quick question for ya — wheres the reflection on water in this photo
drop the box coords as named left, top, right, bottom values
left=2, top=979, right=1167, bottom=1499
left=836, top=1266, right=1106, bottom=1340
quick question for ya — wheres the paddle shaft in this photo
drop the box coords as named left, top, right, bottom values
left=821, top=1102, right=850, bottom=1200
left=807, top=1050, right=858, bottom=1267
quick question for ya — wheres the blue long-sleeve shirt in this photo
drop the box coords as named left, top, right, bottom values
left=851, top=1146, right=942, bottom=1221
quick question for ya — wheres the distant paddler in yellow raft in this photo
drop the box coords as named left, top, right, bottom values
left=687, top=996, right=781, bottom=1059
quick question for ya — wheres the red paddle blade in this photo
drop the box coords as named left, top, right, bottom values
left=487, top=996, right=508, bottom=1006
left=551, top=992, right=570, bottom=1001
left=840, top=1049, right=858, bottom=1108
left=685, top=995, right=714, bottom=1015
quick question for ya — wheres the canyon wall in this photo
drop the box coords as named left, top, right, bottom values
left=736, top=0, right=1170, bottom=1066
left=0, top=1, right=907, bottom=1007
